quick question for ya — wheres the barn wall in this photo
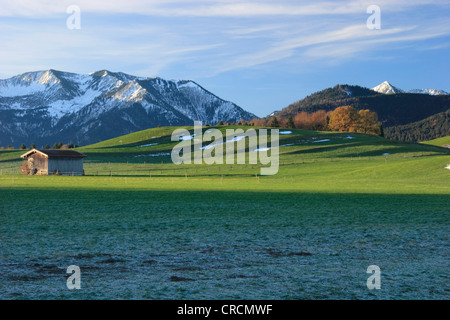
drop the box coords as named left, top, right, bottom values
left=48, top=158, right=84, bottom=175
left=29, top=153, right=48, bottom=175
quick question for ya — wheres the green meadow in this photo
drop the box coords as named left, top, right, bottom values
left=422, top=135, right=450, bottom=147
left=0, top=126, right=449, bottom=299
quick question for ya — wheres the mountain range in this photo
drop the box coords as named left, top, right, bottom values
left=0, top=69, right=256, bottom=147
left=272, top=83, right=450, bottom=142
left=371, top=81, right=448, bottom=95
left=1, top=70, right=448, bottom=147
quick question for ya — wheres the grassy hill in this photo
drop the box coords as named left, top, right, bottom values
left=422, top=135, right=450, bottom=147
left=0, top=126, right=449, bottom=299
left=2, top=125, right=449, bottom=187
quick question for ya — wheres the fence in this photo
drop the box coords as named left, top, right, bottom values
left=0, top=152, right=428, bottom=178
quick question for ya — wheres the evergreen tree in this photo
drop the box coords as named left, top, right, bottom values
left=30, top=143, right=36, bottom=149
left=45, top=144, right=50, bottom=149
left=52, top=143, right=58, bottom=149
left=285, top=116, right=295, bottom=128
left=270, top=116, right=280, bottom=127
left=57, top=142, right=63, bottom=149
left=68, top=143, right=75, bottom=149
left=20, top=144, right=26, bottom=150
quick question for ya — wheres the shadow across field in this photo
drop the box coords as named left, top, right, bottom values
left=284, top=140, right=450, bottom=158
left=0, top=187, right=448, bottom=299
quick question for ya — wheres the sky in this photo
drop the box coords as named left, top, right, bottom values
left=0, top=0, right=449, bottom=117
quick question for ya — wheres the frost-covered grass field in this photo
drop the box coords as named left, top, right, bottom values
left=0, top=126, right=449, bottom=299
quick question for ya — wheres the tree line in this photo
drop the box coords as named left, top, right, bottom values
left=0, top=142, right=79, bottom=151
left=242, top=106, right=383, bottom=136
left=384, top=110, right=449, bottom=142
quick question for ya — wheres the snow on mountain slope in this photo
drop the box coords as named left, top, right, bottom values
left=408, top=88, right=449, bottom=95
left=0, top=70, right=256, bottom=147
left=0, top=70, right=60, bottom=97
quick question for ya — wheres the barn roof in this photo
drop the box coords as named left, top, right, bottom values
left=20, top=149, right=86, bottom=159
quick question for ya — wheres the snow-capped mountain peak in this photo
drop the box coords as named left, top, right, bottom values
left=371, top=81, right=404, bottom=94
left=0, top=70, right=63, bottom=97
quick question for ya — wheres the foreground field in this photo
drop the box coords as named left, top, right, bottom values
left=0, top=126, right=449, bottom=299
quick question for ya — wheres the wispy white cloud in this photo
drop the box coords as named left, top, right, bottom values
left=1, top=0, right=448, bottom=17
left=0, top=0, right=449, bottom=80
left=205, top=19, right=450, bottom=75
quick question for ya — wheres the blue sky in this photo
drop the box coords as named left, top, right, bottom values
left=1, top=0, right=449, bottom=117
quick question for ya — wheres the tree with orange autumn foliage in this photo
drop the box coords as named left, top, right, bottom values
left=294, top=110, right=328, bottom=130
left=328, top=106, right=381, bottom=135
left=327, top=106, right=359, bottom=132
left=251, top=118, right=267, bottom=127
left=356, top=109, right=382, bottom=135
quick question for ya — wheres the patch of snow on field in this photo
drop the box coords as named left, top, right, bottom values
left=313, top=139, right=330, bottom=143
left=346, top=136, right=354, bottom=139
left=445, top=164, right=450, bottom=170
left=136, top=143, right=158, bottom=147
left=200, top=143, right=218, bottom=150
left=179, top=134, right=195, bottom=141
left=200, top=135, right=246, bottom=150
left=255, top=147, right=271, bottom=151
left=134, top=152, right=170, bottom=157
left=280, top=131, right=292, bottom=134
left=226, top=136, right=245, bottom=143
left=383, top=153, right=390, bottom=155
left=280, top=143, right=294, bottom=147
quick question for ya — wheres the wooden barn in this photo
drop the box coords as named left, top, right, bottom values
left=20, top=149, right=86, bottom=176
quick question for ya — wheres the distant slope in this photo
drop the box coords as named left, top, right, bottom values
left=384, top=110, right=450, bottom=143
left=277, top=84, right=379, bottom=115
left=273, top=84, right=450, bottom=141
